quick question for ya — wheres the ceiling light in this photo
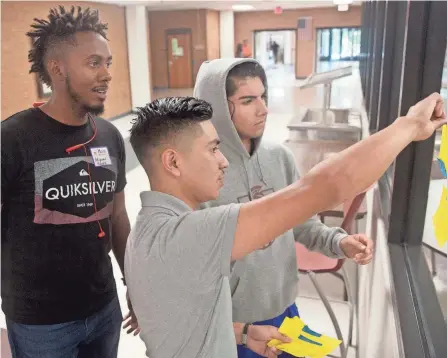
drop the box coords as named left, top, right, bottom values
left=232, top=4, right=255, bottom=11
left=333, top=0, right=353, bottom=4
left=338, top=4, right=349, bottom=11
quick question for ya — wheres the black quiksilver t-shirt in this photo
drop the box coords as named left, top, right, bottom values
left=1, top=108, right=126, bottom=324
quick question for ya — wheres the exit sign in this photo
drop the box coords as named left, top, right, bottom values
left=274, top=6, right=283, bottom=15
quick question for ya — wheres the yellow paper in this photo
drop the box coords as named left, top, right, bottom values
left=438, top=126, right=447, bottom=177
left=268, top=317, right=342, bottom=358
left=433, top=185, right=447, bottom=248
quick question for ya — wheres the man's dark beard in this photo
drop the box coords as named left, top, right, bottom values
left=66, top=77, right=105, bottom=117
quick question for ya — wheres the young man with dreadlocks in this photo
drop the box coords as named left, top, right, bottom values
left=1, top=6, right=139, bottom=357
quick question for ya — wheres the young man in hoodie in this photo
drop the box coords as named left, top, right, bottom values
left=124, top=95, right=446, bottom=358
left=193, top=58, right=375, bottom=357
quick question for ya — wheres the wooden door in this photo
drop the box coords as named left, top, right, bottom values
left=167, top=32, right=193, bottom=88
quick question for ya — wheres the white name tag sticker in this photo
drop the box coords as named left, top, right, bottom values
left=90, top=147, right=112, bottom=167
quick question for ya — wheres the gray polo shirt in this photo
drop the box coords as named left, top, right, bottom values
left=124, top=191, right=241, bottom=358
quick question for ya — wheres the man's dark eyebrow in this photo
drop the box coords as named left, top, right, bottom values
left=86, top=54, right=113, bottom=61
left=238, top=92, right=266, bottom=101
left=208, top=138, right=221, bottom=146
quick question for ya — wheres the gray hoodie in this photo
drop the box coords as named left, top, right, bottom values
left=194, top=58, right=348, bottom=323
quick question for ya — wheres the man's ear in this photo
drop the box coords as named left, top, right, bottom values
left=47, top=58, right=65, bottom=83
left=161, top=148, right=181, bottom=177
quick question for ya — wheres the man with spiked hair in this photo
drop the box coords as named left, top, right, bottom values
left=124, top=93, right=446, bottom=358
left=1, top=6, right=138, bottom=357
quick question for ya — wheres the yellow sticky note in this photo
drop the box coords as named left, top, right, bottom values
left=268, top=317, right=342, bottom=358
left=433, top=185, right=447, bottom=248
left=438, top=126, right=447, bottom=177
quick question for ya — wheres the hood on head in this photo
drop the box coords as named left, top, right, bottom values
left=193, top=58, right=267, bottom=158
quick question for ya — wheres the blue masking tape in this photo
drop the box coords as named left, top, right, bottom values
left=298, top=334, right=323, bottom=346
left=303, top=325, right=322, bottom=337
left=437, top=158, right=447, bottom=178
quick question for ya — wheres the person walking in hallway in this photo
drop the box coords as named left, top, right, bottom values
left=243, top=39, right=252, bottom=58
left=236, top=43, right=244, bottom=58
left=270, top=41, right=279, bottom=64
left=1, top=6, right=139, bottom=357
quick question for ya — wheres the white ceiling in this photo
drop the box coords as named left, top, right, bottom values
left=95, top=0, right=362, bottom=12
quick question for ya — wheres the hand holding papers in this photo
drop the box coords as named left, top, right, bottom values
left=267, top=317, right=342, bottom=358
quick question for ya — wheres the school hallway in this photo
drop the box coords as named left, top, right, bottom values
left=2, top=1, right=447, bottom=356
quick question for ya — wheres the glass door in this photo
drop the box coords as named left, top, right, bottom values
left=341, top=28, right=355, bottom=60
left=317, top=27, right=361, bottom=62
left=331, top=28, right=342, bottom=60
left=318, top=29, right=331, bottom=61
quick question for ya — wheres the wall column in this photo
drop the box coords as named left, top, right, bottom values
left=219, top=11, right=235, bottom=58
left=125, top=5, right=151, bottom=110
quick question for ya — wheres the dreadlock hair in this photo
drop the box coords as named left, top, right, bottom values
left=26, top=5, right=108, bottom=86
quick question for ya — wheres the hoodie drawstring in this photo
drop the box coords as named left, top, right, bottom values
left=255, top=152, right=267, bottom=186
